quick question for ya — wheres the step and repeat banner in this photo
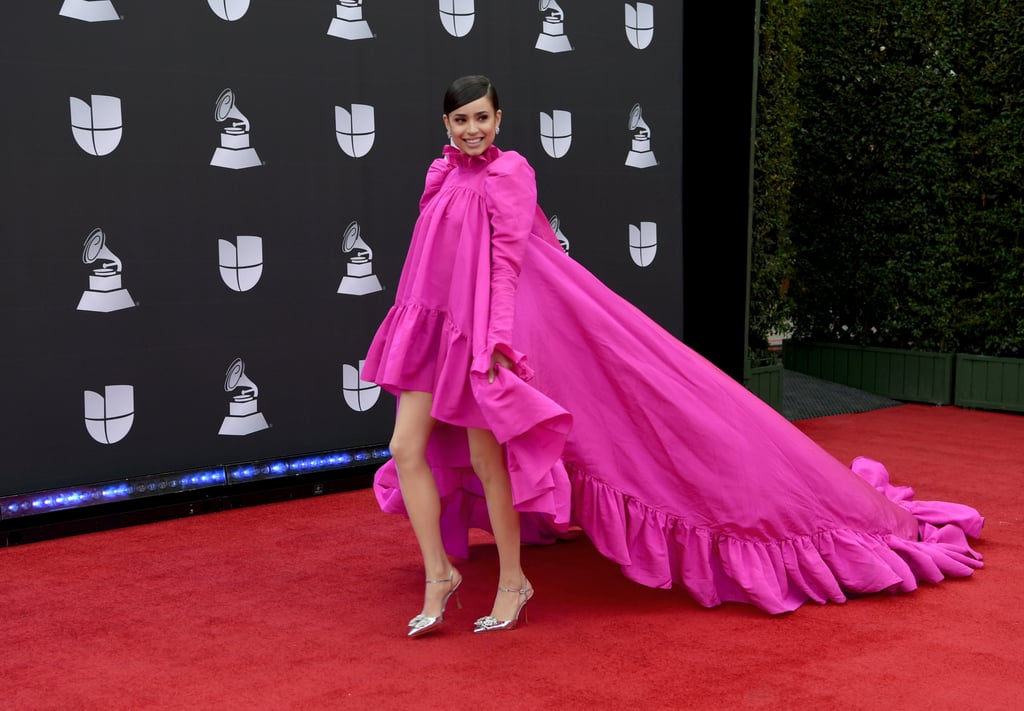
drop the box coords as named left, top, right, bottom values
left=0, top=1, right=682, bottom=499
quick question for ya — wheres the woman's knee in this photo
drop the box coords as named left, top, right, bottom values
left=389, top=434, right=426, bottom=472
left=469, top=441, right=507, bottom=485
left=390, top=391, right=434, bottom=472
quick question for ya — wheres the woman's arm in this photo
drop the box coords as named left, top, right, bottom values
left=481, top=152, right=537, bottom=377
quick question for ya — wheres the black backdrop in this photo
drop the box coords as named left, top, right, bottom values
left=1, top=1, right=697, bottom=501
left=681, top=1, right=757, bottom=378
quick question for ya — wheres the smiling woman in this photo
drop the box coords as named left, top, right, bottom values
left=442, top=75, right=502, bottom=156
left=365, top=75, right=539, bottom=637
left=361, top=74, right=983, bottom=638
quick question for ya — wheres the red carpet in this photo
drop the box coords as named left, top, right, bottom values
left=1, top=404, right=1021, bottom=710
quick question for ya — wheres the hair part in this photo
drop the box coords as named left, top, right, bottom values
left=443, top=75, right=500, bottom=115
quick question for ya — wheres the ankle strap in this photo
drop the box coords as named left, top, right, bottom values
left=426, top=570, right=455, bottom=584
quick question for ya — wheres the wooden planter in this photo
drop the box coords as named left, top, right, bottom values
left=744, top=361, right=784, bottom=413
left=954, top=354, right=1024, bottom=412
left=782, top=341, right=954, bottom=405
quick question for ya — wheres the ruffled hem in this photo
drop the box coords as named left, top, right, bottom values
left=372, top=358, right=575, bottom=558
left=374, top=452, right=983, bottom=615
left=568, top=456, right=983, bottom=614
left=364, top=302, right=489, bottom=428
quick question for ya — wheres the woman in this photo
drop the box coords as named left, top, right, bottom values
left=363, top=75, right=983, bottom=635
left=364, top=75, right=536, bottom=636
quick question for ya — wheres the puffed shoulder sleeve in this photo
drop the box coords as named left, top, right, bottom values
left=478, top=151, right=537, bottom=370
left=419, top=154, right=455, bottom=211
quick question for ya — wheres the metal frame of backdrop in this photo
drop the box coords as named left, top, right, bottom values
left=0, top=1, right=708, bottom=535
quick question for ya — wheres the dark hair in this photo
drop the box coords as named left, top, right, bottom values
left=443, top=75, right=499, bottom=115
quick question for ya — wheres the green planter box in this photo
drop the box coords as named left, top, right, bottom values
left=782, top=341, right=954, bottom=405
left=955, top=354, right=1024, bottom=412
left=744, top=362, right=784, bottom=413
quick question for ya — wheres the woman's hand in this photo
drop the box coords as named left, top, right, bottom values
left=488, top=351, right=515, bottom=384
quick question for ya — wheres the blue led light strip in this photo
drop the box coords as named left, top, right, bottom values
left=0, top=446, right=391, bottom=521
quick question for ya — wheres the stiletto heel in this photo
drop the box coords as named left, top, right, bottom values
left=407, top=568, right=462, bottom=638
left=473, top=581, right=534, bottom=633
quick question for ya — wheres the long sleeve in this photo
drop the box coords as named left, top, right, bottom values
left=481, top=151, right=537, bottom=367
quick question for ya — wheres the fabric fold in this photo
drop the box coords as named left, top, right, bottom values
left=561, top=458, right=982, bottom=614
left=364, top=145, right=984, bottom=614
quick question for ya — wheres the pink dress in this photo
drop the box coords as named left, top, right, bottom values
left=363, top=145, right=983, bottom=614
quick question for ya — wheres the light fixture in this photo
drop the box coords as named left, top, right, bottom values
left=0, top=445, right=390, bottom=521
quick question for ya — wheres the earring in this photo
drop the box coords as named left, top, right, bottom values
left=446, top=129, right=452, bottom=139
left=495, top=127, right=501, bottom=135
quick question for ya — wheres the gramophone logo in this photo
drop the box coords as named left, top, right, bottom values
left=629, top=221, right=657, bottom=267
left=539, top=110, right=572, bottom=158
left=549, top=215, right=570, bottom=253
left=625, top=103, right=658, bottom=168
left=625, top=3, right=654, bottom=50
left=77, top=228, right=136, bottom=312
left=218, top=358, right=270, bottom=436
left=335, top=104, right=375, bottom=158
left=210, top=88, right=262, bottom=170
left=439, top=0, right=474, bottom=37
left=208, top=0, right=250, bottom=21
left=70, top=95, right=122, bottom=156
left=59, top=0, right=120, bottom=22
left=342, top=360, right=381, bottom=412
left=337, top=221, right=383, bottom=295
left=328, top=0, right=374, bottom=40
left=219, top=235, right=263, bottom=292
left=84, top=385, right=134, bottom=445
left=536, top=0, right=573, bottom=53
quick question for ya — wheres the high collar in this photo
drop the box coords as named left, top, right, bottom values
left=443, top=143, right=501, bottom=168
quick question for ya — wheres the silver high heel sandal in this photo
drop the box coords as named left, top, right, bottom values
left=407, top=568, right=462, bottom=638
left=473, top=581, right=534, bottom=633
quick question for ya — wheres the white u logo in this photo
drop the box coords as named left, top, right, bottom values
left=207, top=0, right=250, bottom=21
left=343, top=360, right=381, bottom=412
left=335, top=104, right=376, bottom=158
left=440, top=0, right=475, bottom=37
left=218, top=236, right=263, bottom=292
left=539, top=110, right=572, bottom=159
left=625, top=3, right=655, bottom=50
left=70, top=95, right=122, bottom=156
left=84, top=385, right=134, bottom=444
left=629, top=221, right=658, bottom=267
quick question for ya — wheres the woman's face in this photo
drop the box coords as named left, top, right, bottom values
left=443, top=95, right=502, bottom=157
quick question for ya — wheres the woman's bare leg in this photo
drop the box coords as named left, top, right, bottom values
left=390, top=391, right=459, bottom=619
left=467, top=427, right=531, bottom=622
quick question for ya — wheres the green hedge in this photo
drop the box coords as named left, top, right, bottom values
left=750, top=0, right=803, bottom=352
left=754, top=0, right=1024, bottom=357
left=951, top=1, right=1024, bottom=356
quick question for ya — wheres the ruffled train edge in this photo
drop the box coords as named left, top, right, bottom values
left=567, top=456, right=983, bottom=614
left=374, top=448, right=984, bottom=615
